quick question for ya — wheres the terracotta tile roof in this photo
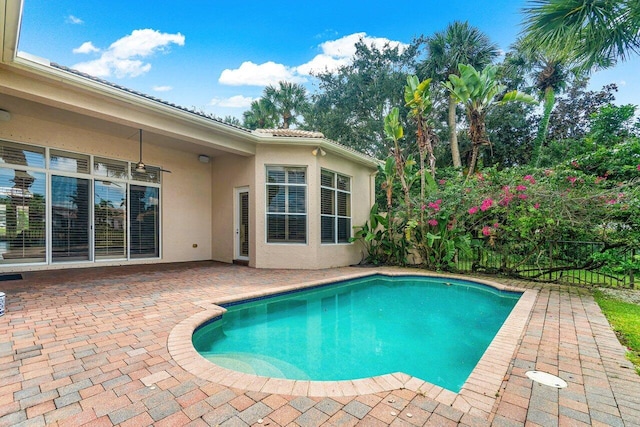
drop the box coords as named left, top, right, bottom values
left=253, top=128, right=325, bottom=138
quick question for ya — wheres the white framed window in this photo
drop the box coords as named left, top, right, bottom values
left=265, top=166, right=307, bottom=243
left=0, top=139, right=161, bottom=265
left=321, top=169, right=351, bottom=244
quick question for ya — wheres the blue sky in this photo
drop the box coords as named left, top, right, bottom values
left=17, top=0, right=640, bottom=121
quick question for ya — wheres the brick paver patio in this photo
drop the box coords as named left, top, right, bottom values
left=1, top=261, right=639, bottom=426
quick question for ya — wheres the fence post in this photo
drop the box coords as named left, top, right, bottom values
left=631, top=248, right=636, bottom=289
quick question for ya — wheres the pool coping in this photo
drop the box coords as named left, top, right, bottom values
left=167, top=268, right=537, bottom=420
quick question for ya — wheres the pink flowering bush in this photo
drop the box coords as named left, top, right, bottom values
left=358, top=157, right=639, bottom=276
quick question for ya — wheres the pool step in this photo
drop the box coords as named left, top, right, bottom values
left=202, top=352, right=309, bottom=379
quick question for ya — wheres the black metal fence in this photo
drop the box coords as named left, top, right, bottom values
left=456, top=240, right=637, bottom=288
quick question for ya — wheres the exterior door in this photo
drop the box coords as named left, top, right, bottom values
left=235, top=187, right=249, bottom=261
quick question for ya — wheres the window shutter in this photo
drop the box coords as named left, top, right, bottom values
left=50, top=149, right=90, bottom=174
left=94, top=157, right=128, bottom=180
left=0, top=140, right=45, bottom=168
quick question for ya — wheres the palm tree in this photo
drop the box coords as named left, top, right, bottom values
left=521, top=0, right=640, bottom=70
left=263, top=81, right=309, bottom=129
left=419, top=21, right=499, bottom=169
left=444, top=64, right=537, bottom=177
left=242, top=99, right=276, bottom=130
left=506, top=39, right=570, bottom=166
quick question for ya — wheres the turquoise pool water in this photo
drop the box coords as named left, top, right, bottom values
left=192, top=275, right=521, bottom=392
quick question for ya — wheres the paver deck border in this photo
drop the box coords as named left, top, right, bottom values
left=167, top=269, right=538, bottom=420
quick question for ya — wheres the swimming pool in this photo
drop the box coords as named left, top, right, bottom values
left=192, top=274, right=521, bottom=392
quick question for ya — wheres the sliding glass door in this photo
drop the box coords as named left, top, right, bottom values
left=51, top=176, right=90, bottom=261
left=130, top=185, right=159, bottom=258
left=94, top=181, right=126, bottom=259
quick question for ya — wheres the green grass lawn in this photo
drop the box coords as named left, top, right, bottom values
left=593, top=290, right=640, bottom=374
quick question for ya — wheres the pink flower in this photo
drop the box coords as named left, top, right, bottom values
left=421, top=204, right=426, bottom=211
left=438, top=179, right=446, bottom=185
left=428, top=219, right=438, bottom=226
left=523, top=175, right=536, bottom=184
left=499, top=195, right=513, bottom=206
left=476, top=173, right=485, bottom=181
left=518, top=194, right=528, bottom=200
left=637, top=164, right=640, bottom=171
left=468, top=206, right=479, bottom=214
left=493, top=223, right=500, bottom=228
left=502, top=185, right=510, bottom=193
left=428, top=200, right=442, bottom=212
left=447, top=221, right=456, bottom=231
left=482, top=226, right=491, bottom=236
left=480, top=198, right=493, bottom=211
left=567, top=176, right=578, bottom=185
left=516, top=185, right=527, bottom=191
left=534, top=203, right=540, bottom=209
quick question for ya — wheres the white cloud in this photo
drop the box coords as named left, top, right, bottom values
left=152, top=85, right=173, bottom=92
left=298, top=32, right=408, bottom=76
left=73, top=41, right=100, bottom=54
left=219, top=61, right=306, bottom=86
left=66, top=15, right=83, bottom=24
left=219, top=32, right=408, bottom=86
left=72, top=29, right=185, bottom=78
left=210, top=95, right=255, bottom=108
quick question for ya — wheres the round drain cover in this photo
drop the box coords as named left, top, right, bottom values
left=525, top=371, right=567, bottom=388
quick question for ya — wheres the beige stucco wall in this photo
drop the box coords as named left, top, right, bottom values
left=0, top=109, right=214, bottom=272
left=210, top=153, right=254, bottom=264
left=253, top=144, right=376, bottom=269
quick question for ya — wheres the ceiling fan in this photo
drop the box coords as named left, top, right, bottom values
left=135, top=129, right=171, bottom=174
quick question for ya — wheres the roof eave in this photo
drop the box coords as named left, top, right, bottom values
left=1, top=0, right=23, bottom=63
left=9, top=55, right=252, bottom=139
left=253, top=135, right=381, bottom=169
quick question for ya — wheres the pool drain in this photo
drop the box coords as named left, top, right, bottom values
left=525, top=370, right=567, bottom=388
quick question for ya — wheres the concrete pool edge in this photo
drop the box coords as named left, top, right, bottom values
left=167, top=268, right=538, bottom=419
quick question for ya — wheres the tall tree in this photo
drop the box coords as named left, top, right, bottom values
left=263, top=81, right=309, bottom=129
left=419, top=21, right=499, bottom=168
left=307, top=39, right=419, bottom=158
left=444, top=64, right=537, bottom=176
left=546, top=80, right=617, bottom=141
left=505, top=38, right=571, bottom=166
left=522, top=0, right=640, bottom=70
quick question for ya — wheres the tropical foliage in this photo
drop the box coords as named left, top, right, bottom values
left=443, top=64, right=537, bottom=176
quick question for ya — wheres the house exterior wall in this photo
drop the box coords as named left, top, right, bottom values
left=210, top=153, right=254, bottom=264
left=0, top=109, right=214, bottom=272
left=0, top=58, right=379, bottom=272
left=253, top=144, right=376, bottom=269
